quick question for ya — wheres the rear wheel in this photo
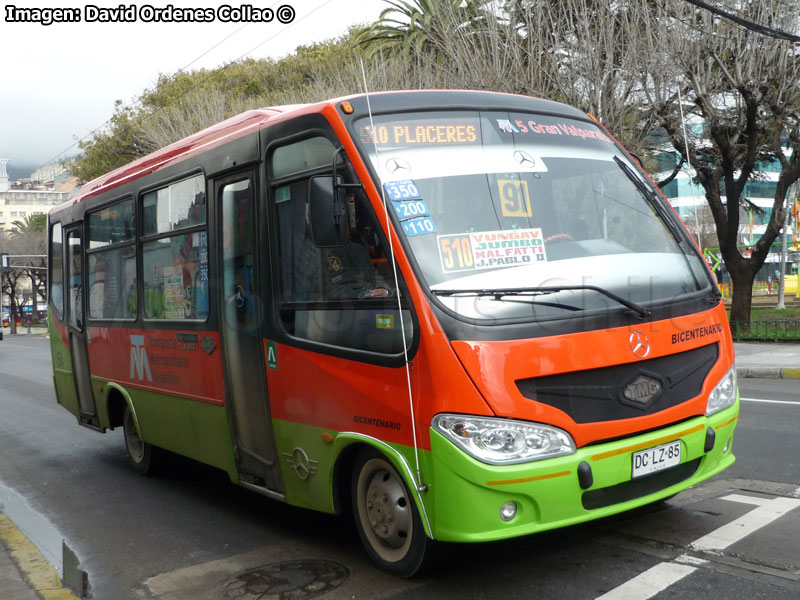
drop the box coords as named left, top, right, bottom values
left=123, top=405, right=159, bottom=475
left=351, top=448, right=430, bottom=578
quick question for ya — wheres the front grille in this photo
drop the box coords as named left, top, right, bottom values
left=516, top=344, right=718, bottom=424
left=581, top=458, right=701, bottom=510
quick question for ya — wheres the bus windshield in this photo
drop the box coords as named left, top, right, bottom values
left=354, top=110, right=711, bottom=322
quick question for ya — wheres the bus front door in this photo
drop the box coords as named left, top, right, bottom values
left=65, top=226, right=99, bottom=428
left=217, top=173, right=283, bottom=494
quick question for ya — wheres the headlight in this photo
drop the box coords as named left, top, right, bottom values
left=432, top=414, right=576, bottom=465
left=705, top=365, right=737, bottom=416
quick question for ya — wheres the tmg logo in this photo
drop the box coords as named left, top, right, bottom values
left=130, top=335, right=152, bottom=382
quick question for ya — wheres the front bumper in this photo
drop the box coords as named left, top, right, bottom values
left=427, top=400, right=738, bottom=542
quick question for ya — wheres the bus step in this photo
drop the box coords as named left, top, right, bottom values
left=79, top=414, right=103, bottom=432
left=239, top=472, right=266, bottom=487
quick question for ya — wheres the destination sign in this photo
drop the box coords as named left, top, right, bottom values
left=359, top=118, right=480, bottom=147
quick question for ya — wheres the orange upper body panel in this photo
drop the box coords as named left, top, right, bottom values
left=450, top=302, right=733, bottom=448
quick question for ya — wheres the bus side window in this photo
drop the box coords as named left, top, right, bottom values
left=50, top=222, right=64, bottom=321
left=87, top=198, right=137, bottom=320
left=141, top=175, right=209, bottom=321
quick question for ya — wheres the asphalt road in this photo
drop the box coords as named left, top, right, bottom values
left=0, top=335, right=798, bottom=600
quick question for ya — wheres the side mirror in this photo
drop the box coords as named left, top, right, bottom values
left=308, top=176, right=347, bottom=247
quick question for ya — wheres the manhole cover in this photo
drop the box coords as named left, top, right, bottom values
left=222, top=559, right=349, bottom=599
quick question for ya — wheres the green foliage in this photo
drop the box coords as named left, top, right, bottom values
left=748, top=307, right=800, bottom=322
left=358, top=0, right=486, bottom=58
left=10, top=213, right=47, bottom=235
left=70, top=100, right=150, bottom=182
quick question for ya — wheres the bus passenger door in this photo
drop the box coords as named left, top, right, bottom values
left=216, top=172, right=283, bottom=494
left=65, top=226, right=99, bottom=428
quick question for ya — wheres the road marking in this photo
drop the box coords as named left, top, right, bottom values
left=720, top=493, right=772, bottom=507
left=595, top=562, right=697, bottom=600
left=691, top=496, right=800, bottom=552
left=740, top=397, right=800, bottom=406
left=595, top=495, right=800, bottom=599
left=674, top=554, right=708, bottom=566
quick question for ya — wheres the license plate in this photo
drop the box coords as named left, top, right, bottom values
left=632, top=440, right=681, bottom=478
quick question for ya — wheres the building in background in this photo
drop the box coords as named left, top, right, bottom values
left=29, top=162, right=70, bottom=184
left=0, top=159, right=77, bottom=231
left=1, top=160, right=78, bottom=320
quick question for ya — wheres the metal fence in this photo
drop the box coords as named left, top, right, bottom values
left=729, top=320, right=800, bottom=341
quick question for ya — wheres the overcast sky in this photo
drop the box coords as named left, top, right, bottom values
left=0, top=0, right=385, bottom=173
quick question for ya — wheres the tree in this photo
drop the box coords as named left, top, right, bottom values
left=70, top=100, right=151, bottom=182
left=5, top=215, right=48, bottom=325
left=632, top=0, right=800, bottom=323
left=10, top=213, right=47, bottom=235
left=358, top=0, right=486, bottom=58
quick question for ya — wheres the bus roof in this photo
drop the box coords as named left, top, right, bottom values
left=60, top=103, right=313, bottom=209
left=58, top=90, right=585, bottom=211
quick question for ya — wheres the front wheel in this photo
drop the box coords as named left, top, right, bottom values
left=351, top=448, right=431, bottom=577
left=123, top=405, right=159, bottom=475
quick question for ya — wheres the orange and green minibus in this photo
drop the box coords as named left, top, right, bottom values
left=48, top=90, right=738, bottom=576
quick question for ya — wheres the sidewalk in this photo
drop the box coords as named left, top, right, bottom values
left=0, top=513, right=79, bottom=599
left=1, top=327, right=49, bottom=338
left=734, top=342, right=800, bottom=379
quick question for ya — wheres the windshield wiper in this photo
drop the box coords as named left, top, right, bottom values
left=613, top=155, right=657, bottom=199
left=613, top=156, right=684, bottom=244
left=432, top=285, right=651, bottom=318
left=614, top=155, right=715, bottom=295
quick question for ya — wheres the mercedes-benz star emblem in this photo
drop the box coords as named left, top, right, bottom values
left=629, top=330, right=651, bottom=358
left=514, top=150, right=536, bottom=168
left=385, top=157, right=410, bottom=174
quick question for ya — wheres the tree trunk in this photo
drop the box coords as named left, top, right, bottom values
left=32, top=288, right=38, bottom=323
left=9, top=295, right=17, bottom=335
left=728, top=265, right=756, bottom=325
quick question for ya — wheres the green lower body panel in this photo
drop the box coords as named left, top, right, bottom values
left=272, top=419, right=339, bottom=513
left=94, top=377, right=237, bottom=478
left=272, top=403, right=737, bottom=547
left=427, top=402, right=738, bottom=543
left=271, top=419, right=431, bottom=520
left=53, top=370, right=79, bottom=416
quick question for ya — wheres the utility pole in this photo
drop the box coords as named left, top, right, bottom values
left=776, top=182, right=798, bottom=309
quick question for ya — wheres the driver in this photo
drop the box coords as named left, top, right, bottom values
left=299, top=230, right=392, bottom=301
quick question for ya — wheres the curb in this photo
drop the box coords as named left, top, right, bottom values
left=0, top=513, right=80, bottom=600
left=737, top=367, right=800, bottom=379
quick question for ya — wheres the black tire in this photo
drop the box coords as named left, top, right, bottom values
left=123, top=405, right=159, bottom=475
left=351, top=448, right=431, bottom=578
